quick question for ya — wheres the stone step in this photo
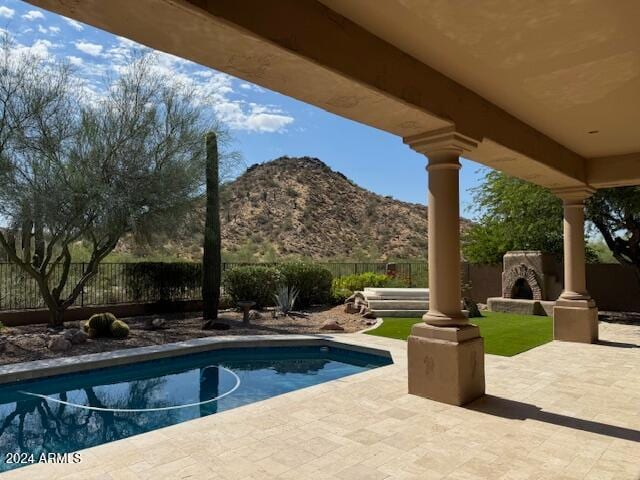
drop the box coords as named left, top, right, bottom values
left=371, top=309, right=427, bottom=318
left=367, top=300, right=430, bottom=310
left=363, top=287, right=429, bottom=300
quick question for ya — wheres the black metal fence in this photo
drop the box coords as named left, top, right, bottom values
left=0, top=261, right=428, bottom=311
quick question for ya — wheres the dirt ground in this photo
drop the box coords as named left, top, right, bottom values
left=0, top=305, right=373, bottom=366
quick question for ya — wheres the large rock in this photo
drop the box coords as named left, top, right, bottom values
left=48, top=336, right=72, bottom=352
left=146, top=317, right=167, bottom=330
left=248, top=310, right=262, bottom=321
left=63, top=328, right=88, bottom=345
left=320, top=320, right=344, bottom=331
left=344, top=302, right=359, bottom=314
left=63, top=329, right=76, bottom=342
left=463, top=297, right=482, bottom=318
left=70, top=330, right=88, bottom=345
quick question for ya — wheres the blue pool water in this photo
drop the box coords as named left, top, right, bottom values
left=0, top=345, right=391, bottom=472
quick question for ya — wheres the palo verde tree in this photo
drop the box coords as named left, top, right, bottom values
left=463, top=170, right=640, bottom=275
left=587, top=186, right=640, bottom=280
left=0, top=41, right=213, bottom=328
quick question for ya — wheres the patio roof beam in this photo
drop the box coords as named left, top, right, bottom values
left=28, top=0, right=589, bottom=189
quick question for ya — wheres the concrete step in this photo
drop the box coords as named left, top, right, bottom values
left=371, top=309, right=427, bottom=318
left=363, top=287, right=429, bottom=300
left=367, top=300, right=429, bottom=310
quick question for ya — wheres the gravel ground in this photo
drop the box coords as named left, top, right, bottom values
left=0, top=305, right=371, bottom=366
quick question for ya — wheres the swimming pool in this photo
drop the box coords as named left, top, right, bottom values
left=0, top=344, right=392, bottom=472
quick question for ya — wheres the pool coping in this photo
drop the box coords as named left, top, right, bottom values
left=0, top=334, right=393, bottom=385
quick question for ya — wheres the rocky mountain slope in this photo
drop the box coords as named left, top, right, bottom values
left=124, top=157, right=470, bottom=261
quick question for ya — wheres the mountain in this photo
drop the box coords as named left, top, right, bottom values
left=121, top=156, right=469, bottom=261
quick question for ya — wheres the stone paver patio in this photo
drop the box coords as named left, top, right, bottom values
left=3, top=321, right=640, bottom=480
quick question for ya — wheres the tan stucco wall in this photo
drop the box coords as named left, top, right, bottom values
left=467, top=263, right=640, bottom=312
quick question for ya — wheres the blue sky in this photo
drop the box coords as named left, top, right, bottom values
left=0, top=0, right=489, bottom=215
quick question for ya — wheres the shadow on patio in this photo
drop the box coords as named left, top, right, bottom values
left=468, top=395, right=640, bottom=442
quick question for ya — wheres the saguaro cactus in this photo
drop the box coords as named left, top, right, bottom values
left=202, top=132, right=226, bottom=329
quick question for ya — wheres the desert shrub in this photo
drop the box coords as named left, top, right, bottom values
left=110, top=319, right=130, bottom=339
left=123, top=262, right=201, bottom=302
left=332, top=272, right=390, bottom=292
left=222, top=265, right=282, bottom=309
left=330, top=287, right=353, bottom=305
left=285, top=186, right=299, bottom=198
left=276, top=263, right=332, bottom=307
left=330, top=272, right=391, bottom=304
left=219, top=292, right=234, bottom=310
left=86, top=312, right=117, bottom=337
left=385, top=276, right=411, bottom=288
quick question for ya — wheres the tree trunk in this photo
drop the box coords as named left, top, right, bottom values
left=202, top=132, right=224, bottom=329
left=47, top=305, right=66, bottom=330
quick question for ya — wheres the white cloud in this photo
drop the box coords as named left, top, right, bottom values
left=49, top=26, right=61, bottom=34
left=6, top=28, right=294, bottom=133
left=193, top=70, right=213, bottom=79
left=0, top=6, right=14, bottom=18
left=213, top=101, right=294, bottom=133
left=37, top=25, right=47, bottom=34
left=63, top=17, right=84, bottom=31
left=66, top=55, right=83, bottom=66
left=238, top=82, right=264, bottom=93
left=245, top=112, right=294, bottom=132
left=75, top=41, right=103, bottom=56
left=14, top=39, right=54, bottom=59
left=22, top=10, right=45, bottom=21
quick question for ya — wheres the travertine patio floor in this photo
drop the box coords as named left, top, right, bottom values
left=4, top=321, right=640, bottom=480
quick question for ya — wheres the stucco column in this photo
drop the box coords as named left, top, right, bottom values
left=552, top=187, right=598, bottom=343
left=403, top=127, right=485, bottom=406
left=424, top=151, right=467, bottom=326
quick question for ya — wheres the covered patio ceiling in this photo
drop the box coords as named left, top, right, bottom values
left=28, top=0, right=640, bottom=189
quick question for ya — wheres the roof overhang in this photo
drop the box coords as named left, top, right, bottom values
left=27, top=0, right=640, bottom=190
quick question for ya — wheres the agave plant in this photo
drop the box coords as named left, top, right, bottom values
left=274, top=285, right=299, bottom=316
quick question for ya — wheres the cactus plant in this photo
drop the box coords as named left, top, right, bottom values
left=86, top=313, right=117, bottom=337
left=87, top=327, right=99, bottom=338
left=202, top=131, right=223, bottom=330
left=110, top=319, right=130, bottom=339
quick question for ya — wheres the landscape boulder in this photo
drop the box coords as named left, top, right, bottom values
left=248, top=310, right=262, bottom=321
left=344, top=302, right=359, bottom=314
left=48, top=336, right=72, bottom=352
left=145, top=317, right=167, bottom=330
left=63, top=329, right=76, bottom=342
left=63, top=328, right=87, bottom=344
left=463, top=297, right=482, bottom=318
left=320, top=320, right=344, bottom=331
left=70, top=330, right=88, bottom=345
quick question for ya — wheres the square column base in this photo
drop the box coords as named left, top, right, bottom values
left=553, top=300, right=598, bottom=343
left=407, top=323, right=485, bottom=406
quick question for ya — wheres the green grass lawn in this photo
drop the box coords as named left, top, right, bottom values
left=366, top=311, right=552, bottom=356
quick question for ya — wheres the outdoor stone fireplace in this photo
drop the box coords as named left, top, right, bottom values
left=488, top=251, right=562, bottom=315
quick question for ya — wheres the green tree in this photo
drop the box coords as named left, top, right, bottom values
left=463, top=171, right=638, bottom=272
left=0, top=44, right=213, bottom=328
left=462, top=171, right=564, bottom=264
left=587, top=187, right=640, bottom=279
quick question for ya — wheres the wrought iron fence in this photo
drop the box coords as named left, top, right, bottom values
left=0, top=261, right=428, bottom=311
